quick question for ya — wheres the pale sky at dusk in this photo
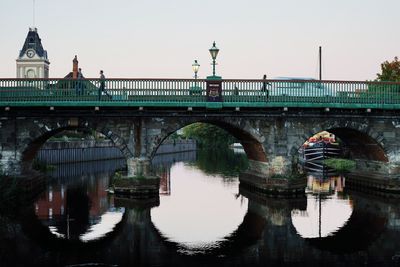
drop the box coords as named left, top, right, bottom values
left=0, top=0, right=399, bottom=80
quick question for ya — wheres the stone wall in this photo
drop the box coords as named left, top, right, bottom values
left=1, top=109, right=400, bottom=181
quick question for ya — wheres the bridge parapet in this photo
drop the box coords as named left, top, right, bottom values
left=0, top=78, right=400, bottom=109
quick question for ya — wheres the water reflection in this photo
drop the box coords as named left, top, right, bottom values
left=34, top=161, right=125, bottom=242
left=151, top=162, right=248, bottom=253
left=193, top=148, right=249, bottom=178
left=292, top=172, right=353, bottom=238
left=2, top=149, right=400, bottom=266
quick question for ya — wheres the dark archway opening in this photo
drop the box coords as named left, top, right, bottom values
left=329, top=128, right=388, bottom=162
left=22, top=127, right=129, bottom=174
left=153, top=120, right=267, bottom=163
left=212, top=121, right=267, bottom=163
left=298, top=128, right=388, bottom=168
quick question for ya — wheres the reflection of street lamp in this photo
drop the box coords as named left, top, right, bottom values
left=209, top=41, right=219, bottom=77
left=192, top=60, right=200, bottom=79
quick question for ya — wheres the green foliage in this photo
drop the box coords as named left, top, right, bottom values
left=376, top=56, right=400, bottom=82
left=182, top=123, right=236, bottom=148
left=113, top=171, right=123, bottom=180
left=168, top=132, right=181, bottom=141
left=366, top=82, right=400, bottom=103
left=323, top=158, right=356, bottom=173
left=366, top=57, right=400, bottom=102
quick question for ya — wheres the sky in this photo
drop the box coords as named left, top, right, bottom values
left=0, top=0, right=399, bottom=80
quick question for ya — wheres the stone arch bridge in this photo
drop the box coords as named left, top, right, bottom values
left=1, top=78, right=400, bottom=193
left=1, top=107, right=400, bottom=192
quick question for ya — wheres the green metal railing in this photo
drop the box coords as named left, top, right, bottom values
left=0, top=78, right=399, bottom=109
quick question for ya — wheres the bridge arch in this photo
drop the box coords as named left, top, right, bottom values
left=147, top=118, right=267, bottom=163
left=291, top=121, right=389, bottom=162
left=19, top=120, right=133, bottom=174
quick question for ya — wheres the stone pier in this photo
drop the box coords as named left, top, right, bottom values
left=113, top=158, right=160, bottom=198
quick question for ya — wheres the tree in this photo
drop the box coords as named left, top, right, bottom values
left=370, top=57, right=400, bottom=102
left=376, top=56, right=400, bottom=82
left=182, top=123, right=236, bottom=148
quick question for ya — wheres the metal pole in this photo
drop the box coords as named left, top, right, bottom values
left=212, top=59, right=216, bottom=77
left=319, top=46, right=322, bottom=81
left=33, top=0, right=35, bottom=27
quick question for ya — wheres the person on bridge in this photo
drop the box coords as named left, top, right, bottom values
left=99, top=70, right=111, bottom=100
left=261, top=74, right=270, bottom=100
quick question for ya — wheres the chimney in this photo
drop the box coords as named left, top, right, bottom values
left=72, top=55, right=78, bottom=79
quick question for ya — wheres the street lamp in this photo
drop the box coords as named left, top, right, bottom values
left=192, top=60, right=200, bottom=79
left=209, top=41, right=219, bottom=77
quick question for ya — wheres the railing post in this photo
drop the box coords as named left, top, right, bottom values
left=206, top=76, right=222, bottom=102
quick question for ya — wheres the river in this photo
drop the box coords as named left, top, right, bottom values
left=0, top=148, right=400, bottom=266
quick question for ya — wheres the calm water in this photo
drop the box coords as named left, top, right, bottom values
left=1, top=149, right=400, bottom=266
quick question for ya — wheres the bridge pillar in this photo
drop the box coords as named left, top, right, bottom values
left=241, top=157, right=305, bottom=196
left=247, top=157, right=294, bottom=177
left=0, top=150, right=23, bottom=177
left=113, top=157, right=160, bottom=198
left=237, top=117, right=306, bottom=196
left=127, top=157, right=151, bottom=177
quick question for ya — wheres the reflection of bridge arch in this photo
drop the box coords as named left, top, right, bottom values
left=291, top=193, right=353, bottom=239
left=240, top=187, right=388, bottom=255
left=305, top=208, right=387, bottom=253
left=11, top=191, right=394, bottom=266
left=18, top=200, right=267, bottom=258
left=19, top=203, right=128, bottom=251
left=289, top=194, right=387, bottom=253
left=149, top=210, right=267, bottom=257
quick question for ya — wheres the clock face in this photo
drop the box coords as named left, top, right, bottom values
left=26, top=49, right=35, bottom=58
left=26, top=69, right=35, bottom=78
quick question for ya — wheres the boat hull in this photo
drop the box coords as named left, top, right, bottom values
left=301, top=142, right=341, bottom=162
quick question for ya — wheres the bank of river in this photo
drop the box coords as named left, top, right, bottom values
left=36, top=139, right=196, bottom=164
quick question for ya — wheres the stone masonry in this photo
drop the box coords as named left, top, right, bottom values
left=0, top=109, right=399, bottom=184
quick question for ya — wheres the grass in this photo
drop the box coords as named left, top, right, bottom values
left=323, top=158, right=356, bottom=173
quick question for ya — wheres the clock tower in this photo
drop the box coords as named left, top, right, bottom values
left=16, top=27, right=50, bottom=78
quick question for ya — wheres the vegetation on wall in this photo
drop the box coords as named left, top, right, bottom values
left=323, top=158, right=356, bottom=173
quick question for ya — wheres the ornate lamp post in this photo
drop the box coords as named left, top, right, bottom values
left=192, top=60, right=200, bottom=79
left=209, top=41, right=219, bottom=77
left=190, top=60, right=201, bottom=96
left=206, top=41, right=222, bottom=102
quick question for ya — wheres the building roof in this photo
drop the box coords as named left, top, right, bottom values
left=18, top=27, right=48, bottom=59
